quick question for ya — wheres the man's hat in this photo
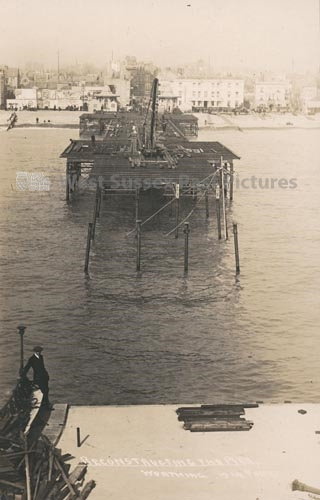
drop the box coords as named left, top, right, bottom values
left=33, top=345, right=43, bottom=353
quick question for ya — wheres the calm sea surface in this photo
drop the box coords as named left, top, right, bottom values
left=0, top=126, right=319, bottom=405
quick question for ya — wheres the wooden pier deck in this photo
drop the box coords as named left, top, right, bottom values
left=61, top=139, right=240, bottom=191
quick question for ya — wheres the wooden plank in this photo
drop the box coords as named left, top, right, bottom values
left=183, top=418, right=251, bottom=427
left=0, top=478, right=24, bottom=490
left=42, top=404, right=69, bottom=446
left=177, top=409, right=245, bottom=419
left=78, top=480, right=96, bottom=499
left=35, top=469, right=60, bottom=500
left=54, top=463, right=87, bottom=500
left=68, top=463, right=87, bottom=485
left=201, top=403, right=259, bottom=409
left=187, top=422, right=253, bottom=432
left=61, top=453, right=74, bottom=463
left=179, top=414, right=245, bottom=422
left=54, top=456, right=77, bottom=496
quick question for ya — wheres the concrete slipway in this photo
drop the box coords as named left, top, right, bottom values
left=56, top=404, right=320, bottom=500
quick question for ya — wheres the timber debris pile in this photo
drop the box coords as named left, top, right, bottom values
left=177, top=403, right=257, bottom=432
left=0, top=378, right=95, bottom=499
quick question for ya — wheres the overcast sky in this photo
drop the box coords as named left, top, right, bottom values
left=0, top=0, right=319, bottom=72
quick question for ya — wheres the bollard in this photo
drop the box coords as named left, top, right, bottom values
left=184, top=222, right=190, bottom=273
left=233, top=223, right=240, bottom=274
left=17, top=325, right=26, bottom=376
left=136, top=220, right=142, bottom=272
left=84, top=223, right=93, bottom=274
left=205, top=191, right=209, bottom=218
left=216, top=185, right=222, bottom=240
left=77, top=427, right=81, bottom=447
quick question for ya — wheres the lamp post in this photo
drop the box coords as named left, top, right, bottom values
left=17, top=324, right=26, bottom=376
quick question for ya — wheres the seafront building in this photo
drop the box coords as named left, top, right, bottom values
left=254, top=80, right=291, bottom=111
left=6, top=84, right=124, bottom=111
left=159, top=78, right=245, bottom=112
left=301, top=86, right=320, bottom=114
left=6, top=87, right=38, bottom=109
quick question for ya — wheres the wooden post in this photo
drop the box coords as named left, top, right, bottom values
left=205, top=190, right=209, bottom=218
left=136, top=220, right=142, bottom=272
left=96, top=186, right=101, bottom=219
left=84, top=223, right=93, bottom=274
left=184, top=222, right=190, bottom=274
left=221, top=157, right=227, bottom=240
left=169, top=193, right=173, bottom=216
left=216, top=184, right=221, bottom=240
left=135, top=188, right=140, bottom=222
left=99, top=186, right=103, bottom=217
left=175, top=183, right=180, bottom=239
left=233, top=223, right=240, bottom=274
left=91, top=194, right=99, bottom=240
left=66, top=163, right=70, bottom=203
left=77, top=427, right=81, bottom=447
left=230, top=161, right=234, bottom=201
left=17, top=325, right=26, bottom=376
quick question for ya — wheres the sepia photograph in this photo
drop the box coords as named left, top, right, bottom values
left=0, top=0, right=319, bottom=498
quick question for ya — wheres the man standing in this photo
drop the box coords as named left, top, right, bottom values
left=22, top=346, right=53, bottom=410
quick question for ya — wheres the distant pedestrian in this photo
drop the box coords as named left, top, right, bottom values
left=36, top=117, right=39, bottom=124
left=22, top=346, right=53, bottom=410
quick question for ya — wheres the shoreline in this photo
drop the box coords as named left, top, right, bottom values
left=1, top=109, right=320, bottom=132
left=1, top=123, right=320, bottom=131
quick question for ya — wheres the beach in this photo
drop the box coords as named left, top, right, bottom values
left=1, top=109, right=320, bottom=131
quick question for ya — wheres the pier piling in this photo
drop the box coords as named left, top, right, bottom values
left=233, top=223, right=240, bottom=274
left=175, top=183, right=180, bottom=239
left=221, top=158, right=228, bottom=240
left=135, top=188, right=140, bottom=222
left=184, top=222, right=190, bottom=274
left=136, top=220, right=142, bottom=272
left=216, top=185, right=222, bottom=240
left=91, top=193, right=99, bottom=240
left=66, top=165, right=70, bottom=203
left=205, top=191, right=209, bottom=218
left=230, top=161, right=234, bottom=201
left=84, top=223, right=93, bottom=274
left=96, top=186, right=101, bottom=219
